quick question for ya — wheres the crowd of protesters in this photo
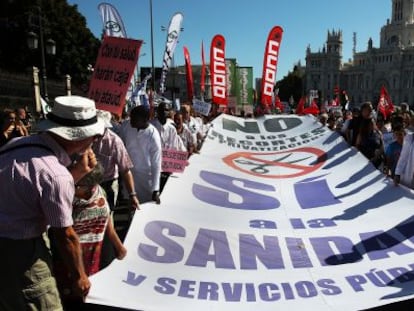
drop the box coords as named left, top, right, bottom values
left=0, top=96, right=213, bottom=311
left=1, top=94, right=413, bottom=311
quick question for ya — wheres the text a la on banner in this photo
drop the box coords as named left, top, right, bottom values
left=87, top=114, right=414, bottom=311
left=88, top=36, right=142, bottom=116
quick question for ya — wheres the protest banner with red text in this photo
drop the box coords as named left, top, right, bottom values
left=88, top=36, right=142, bottom=116
left=162, top=149, right=189, bottom=173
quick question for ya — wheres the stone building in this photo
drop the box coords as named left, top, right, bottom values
left=305, top=0, right=414, bottom=107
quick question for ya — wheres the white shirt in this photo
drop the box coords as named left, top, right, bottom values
left=395, top=132, right=414, bottom=188
left=151, top=118, right=186, bottom=151
left=120, top=122, right=162, bottom=202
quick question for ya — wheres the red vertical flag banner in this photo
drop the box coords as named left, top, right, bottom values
left=210, top=34, right=227, bottom=105
left=260, top=26, right=284, bottom=107
left=201, top=41, right=206, bottom=94
left=88, top=36, right=142, bottom=116
left=377, top=85, right=394, bottom=119
left=183, top=46, right=194, bottom=102
left=296, top=96, right=306, bottom=115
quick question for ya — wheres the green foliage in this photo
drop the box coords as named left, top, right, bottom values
left=276, top=66, right=304, bottom=104
left=0, top=0, right=100, bottom=87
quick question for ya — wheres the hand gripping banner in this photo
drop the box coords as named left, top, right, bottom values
left=98, top=2, right=127, bottom=38
left=260, top=26, right=283, bottom=107
left=210, top=34, right=227, bottom=106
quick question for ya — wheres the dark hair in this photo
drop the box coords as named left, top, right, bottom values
left=130, top=105, right=150, bottom=122
left=360, top=101, right=373, bottom=112
left=77, top=162, right=104, bottom=186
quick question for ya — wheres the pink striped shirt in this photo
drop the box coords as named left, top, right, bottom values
left=92, top=128, right=133, bottom=182
left=0, top=133, right=74, bottom=239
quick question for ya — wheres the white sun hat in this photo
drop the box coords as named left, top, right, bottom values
left=36, top=95, right=105, bottom=141
left=96, top=109, right=113, bottom=128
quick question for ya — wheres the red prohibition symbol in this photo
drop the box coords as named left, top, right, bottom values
left=222, top=147, right=327, bottom=178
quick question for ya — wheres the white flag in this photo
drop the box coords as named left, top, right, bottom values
left=98, top=2, right=127, bottom=38
left=160, top=12, right=184, bottom=94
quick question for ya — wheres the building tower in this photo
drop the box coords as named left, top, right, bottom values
left=381, top=0, right=414, bottom=47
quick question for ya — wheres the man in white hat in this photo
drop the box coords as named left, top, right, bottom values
left=0, top=95, right=104, bottom=310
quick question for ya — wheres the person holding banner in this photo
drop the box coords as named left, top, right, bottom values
left=174, top=111, right=196, bottom=156
left=151, top=102, right=187, bottom=193
left=94, top=109, right=139, bottom=211
left=51, top=163, right=127, bottom=309
left=0, top=95, right=104, bottom=310
left=120, top=105, right=162, bottom=204
left=394, top=131, right=414, bottom=188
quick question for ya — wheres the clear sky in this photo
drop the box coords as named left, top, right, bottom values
left=68, top=0, right=390, bottom=81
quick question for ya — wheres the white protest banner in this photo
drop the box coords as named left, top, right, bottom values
left=192, top=99, right=211, bottom=116
left=87, top=114, right=414, bottom=311
left=162, top=149, right=189, bottom=173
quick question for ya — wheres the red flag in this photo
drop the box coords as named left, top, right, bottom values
left=201, top=40, right=205, bottom=94
left=183, top=46, right=194, bottom=101
left=377, top=85, right=394, bottom=119
left=331, top=85, right=340, bottom=106
left=304, top=98, right=320, bottom=115
left=210, top=34, right=227, bottom=105
left=274, top=95, right=283, bottom=112
left=296, top=96, right=306, bottom=115
left=260, top=26, right=284, bottom=107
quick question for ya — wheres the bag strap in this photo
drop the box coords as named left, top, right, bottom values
left=0, top=143, right=55, bottom=156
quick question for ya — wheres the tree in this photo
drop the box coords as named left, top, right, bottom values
left=0, top=0, right=100, bottom=87
left=276, top=66, right=304, bottom=104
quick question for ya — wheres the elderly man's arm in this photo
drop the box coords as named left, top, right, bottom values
left=49, top=226, right=91, bottom=300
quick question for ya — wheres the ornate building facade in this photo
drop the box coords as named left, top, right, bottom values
left=305, top=0, right=414, bottom=107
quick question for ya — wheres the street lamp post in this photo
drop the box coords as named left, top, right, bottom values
left=27, top=5, right=55, bottom=103
left=149, top=0, right=155, bottom=92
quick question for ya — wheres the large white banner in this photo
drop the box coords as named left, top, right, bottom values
left=87, top=114, right=414, bottom=310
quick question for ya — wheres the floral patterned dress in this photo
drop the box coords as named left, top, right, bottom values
left=72, top=185, right=110, bottom=276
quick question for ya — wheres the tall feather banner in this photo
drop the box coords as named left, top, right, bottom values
left=210, top=34, right=227, bottom=105
left=260, top=26, right=283, bottom=107
left=183, top=46, right=194, bottom=101
left=160, top=12, right=184, bottom=94
left=98, top=2, right=127, bottom=38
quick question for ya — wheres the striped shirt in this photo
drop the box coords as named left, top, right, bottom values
left=0, top=133, right=74, bottom=239
left=92, top=128, right=133, bottom=182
